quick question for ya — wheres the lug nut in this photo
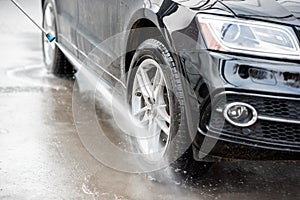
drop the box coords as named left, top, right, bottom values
left=135, top=92, right=142, bottom=97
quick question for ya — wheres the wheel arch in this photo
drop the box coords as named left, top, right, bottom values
left=123, top=9, right=175, bottom=74
left=125, top=18, right=158, bottom=74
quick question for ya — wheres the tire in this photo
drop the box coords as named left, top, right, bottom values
left=127, top=39, right=211, bottom=184
left=42, top=0, right=74, bottom=76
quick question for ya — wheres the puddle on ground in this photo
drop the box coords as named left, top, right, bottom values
left=4, top=64, right=73, bottom=91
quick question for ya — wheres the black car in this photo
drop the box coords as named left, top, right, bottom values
left=42, top=0, right=300, bottom=173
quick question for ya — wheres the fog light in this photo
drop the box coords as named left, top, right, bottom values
left=223, top=102, right=258, bottom=127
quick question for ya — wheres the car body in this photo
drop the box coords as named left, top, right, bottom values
left=42, top=0, right=300, bottom=163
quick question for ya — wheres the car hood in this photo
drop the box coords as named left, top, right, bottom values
left=173, top=0, right=300, bottom=26
left=220, top=0, right=300, bottom=25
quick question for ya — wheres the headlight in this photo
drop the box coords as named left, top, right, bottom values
left=198, top=15, right=300, bottom=58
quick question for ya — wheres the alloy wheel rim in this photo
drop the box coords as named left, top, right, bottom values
left=131, top=58, right=171, bottom=161
left=43, top=4, right=56, bottom=67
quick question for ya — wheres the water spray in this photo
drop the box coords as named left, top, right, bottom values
left=10, top=0, right=56, bottom=42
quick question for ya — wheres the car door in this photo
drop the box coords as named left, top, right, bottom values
left=55, top=0, right=78, bottom=56
left=77, top=0, right=122, bottom=83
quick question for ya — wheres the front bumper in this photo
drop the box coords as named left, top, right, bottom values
left=188, top=51, right=300, bottom=160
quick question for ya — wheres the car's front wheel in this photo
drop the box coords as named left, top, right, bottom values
left=127, top=39, right=184, bottom=161
left=127, top=39, right=211, bottom=183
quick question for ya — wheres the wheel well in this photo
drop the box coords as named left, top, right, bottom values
left=125, top=19, right=161, bottom=73
left=199, top=84, right=209, bottom=99
left=198, top=82, right=212, bottom=130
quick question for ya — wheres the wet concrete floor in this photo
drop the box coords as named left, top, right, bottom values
left=0, top=0, right=299, bottom=199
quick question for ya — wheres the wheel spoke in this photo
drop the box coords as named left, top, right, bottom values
left=149, top=131, right=163, bottom=154
left=153, top=75, right=165, bottom=103
left=45, top=8, right=54, bottom=28
left=132, top=99, right=150, bottom=124
left=141, top=112, right=150, bottom=124
left=136, top=73, right=151, bottom=100
left=141, top=123, right=161, bottom=154
left=139, top=67, right=153, bottom=98
left=133, top=105, right=150, bottom=117
left=157, top=105, right=171, bottom=124
left=155, top=118, right=170, bottom=135
left=148, top=118, right=154, bottom=134
left=152, top=68, right=161, bottom=90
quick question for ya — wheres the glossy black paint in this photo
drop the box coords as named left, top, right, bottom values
left=46, top=0, right=300, bottom=160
